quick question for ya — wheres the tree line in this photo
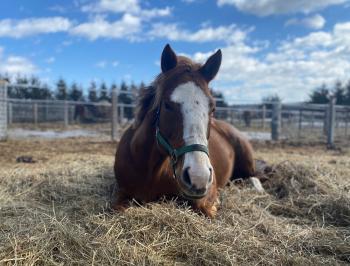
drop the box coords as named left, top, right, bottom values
left=309, top=80, right=350, bottom=105
left=0, top=74, right=146, bottom=103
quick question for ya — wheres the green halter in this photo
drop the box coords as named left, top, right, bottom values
left=155, top=106, right=209, bottom=178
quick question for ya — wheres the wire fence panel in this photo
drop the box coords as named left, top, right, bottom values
left=3, top=88, right=350, bottom=145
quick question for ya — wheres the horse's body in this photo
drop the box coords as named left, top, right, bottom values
left=113, top=45, right=256, bottom=217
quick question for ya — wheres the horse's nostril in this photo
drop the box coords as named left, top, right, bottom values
left=182, top=167, right=192, bottom=187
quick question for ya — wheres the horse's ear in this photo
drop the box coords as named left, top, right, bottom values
left=161, top=44, right=177, bottom=73
left=199, top=49, right=222, bottom=82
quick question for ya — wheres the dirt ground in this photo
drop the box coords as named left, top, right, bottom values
left=0, top=138, right=349, bottom=265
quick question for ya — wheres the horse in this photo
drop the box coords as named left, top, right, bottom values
left=112, top=44, right=258, bottom=218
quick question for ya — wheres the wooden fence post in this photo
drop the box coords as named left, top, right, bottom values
left=8, top=102, right=12, bottom=125
left=298, top=109, right=303, bottom=138
left=262, top=104, right=266, bottom=130
left=327, top=97, right=336, bottom=148
left=111, top=89, right=119, bottom=141
left=64, top=101, right=69, bottom=127
left=120, top=104, right=124, bottom=125
left=345, top=108, right=349, bottom=137
left=33, top=103, right=38, bottom=125
left=323, top=107, right=329, bottom=136
left=271, top=102, right=281, bottom=141
left=0, top=83, right=7, bottom=141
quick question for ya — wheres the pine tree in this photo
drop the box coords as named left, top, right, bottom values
left=99, top=82, right=109, bottom=101
left=56, top=78, right=68, bottom=100
left=16, top=75, right=30, bottom=99
left=309, top=84, right=329, bottom=104
left=344, top=80, right=350, bottom=105
left=88, top=81, right=98, bottom=102
left=69, top=82, right=83, bottom=101
left=333, top=81, right=346, bottom=105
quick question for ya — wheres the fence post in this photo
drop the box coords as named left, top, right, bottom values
left=33, top=103, right=38, bottom=125
left=327, top=97, right=336, bottom=148
left=64, top=101, right=69, bottom=127
left=323, top=107, right=329, bottom=135
left=298, top=109, right=303, bottom=138
left=111, top=89, right=119, bottom=141
left=345, top=108, right=349, bottom=137
left=261, top=104, right=266, bottom=130
left=0, top=83, right=7, bottom=141
left=8, top=102, right=12, bottom=125
left=271, top=102, right=281, bottom=141
left=120, top=104, right=125, bottom=125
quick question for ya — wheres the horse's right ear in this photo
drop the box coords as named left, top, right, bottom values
left=161, top=44, right=177, bottom=73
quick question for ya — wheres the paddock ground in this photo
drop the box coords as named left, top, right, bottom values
left=0, top=138, right=349, bottom=265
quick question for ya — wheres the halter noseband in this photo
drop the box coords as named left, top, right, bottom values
left=155, top=105, right=209, bottom=178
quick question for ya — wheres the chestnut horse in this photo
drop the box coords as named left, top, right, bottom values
left=112, top=44, right=257, bottom=218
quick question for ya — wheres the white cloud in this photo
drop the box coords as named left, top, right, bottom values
left=0, top=17, right=72, bottom=38
left=285, top=14, right=326, bottom=29
left=82, top=0, right=171, bottom=20
left=96, top=60, right=107, bottom=68
left=70, top=14, right=141, bottom=40
left=148, top=23, right=251, bottom=43
left=0, top=47, right=37, bottom=75
left=95, top=60, right=119, bottom=68
left=45, top=57, right=56, bottom=64
left=191, top=21, right=350, bottom=103
left=217, top=0, right=349, bottom=16
left=49, top=5, right=68, bottom=13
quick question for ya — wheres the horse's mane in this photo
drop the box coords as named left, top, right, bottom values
left=133, top=57, right=202, bottom=129
left=133, top=83, right=159, bottom=128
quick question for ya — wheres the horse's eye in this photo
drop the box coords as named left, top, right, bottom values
left=211, top=107, right=216, bottom=114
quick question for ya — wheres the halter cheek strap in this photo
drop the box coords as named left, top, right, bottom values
left=155, top=106, right=209, bottom=178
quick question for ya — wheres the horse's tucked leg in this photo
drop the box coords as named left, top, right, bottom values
left=110, top=185, right=130, bottom=212
left=232, top=136, right=256, bottom=180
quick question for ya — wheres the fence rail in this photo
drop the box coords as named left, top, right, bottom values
left=1, top=85, right=349, bottom=146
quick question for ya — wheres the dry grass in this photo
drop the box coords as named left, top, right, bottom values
left=0, top=138, right=349, bottom=265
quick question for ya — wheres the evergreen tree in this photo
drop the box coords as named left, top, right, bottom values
left=139, top=81, right=146, bottom=90
left=262, top=94, right=282, bottom=109
left=333, top=81, right=346, bottom=105
left=69, top=82, right=83, bottom=101
left=16, top=75, right=30, bottom=99
left=344, top=80, right=350, bottom=105
left=99, top=82, right=109, bottom=101
left=309, top=84, right=329, bottom=104
left=56, top=78, right=68, bottom=100
left=88, top=81, right=98, bottom=102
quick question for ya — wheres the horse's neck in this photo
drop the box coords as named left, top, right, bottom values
left=131, top=112, right=167, bottom=170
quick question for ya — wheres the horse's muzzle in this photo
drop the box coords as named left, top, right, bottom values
left=178, top=166, right=213, bottom=199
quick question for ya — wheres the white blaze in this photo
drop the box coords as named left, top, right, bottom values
left=170, top=82, right=213, bottom=190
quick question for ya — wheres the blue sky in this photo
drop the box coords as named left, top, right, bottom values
left=0, top=0, right=350, bottom=103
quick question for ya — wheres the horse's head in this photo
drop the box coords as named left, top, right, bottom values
left=155, top=44, right=221, bottom=199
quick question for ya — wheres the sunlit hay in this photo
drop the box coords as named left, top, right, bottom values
left=0, top=139, right=349, bottom=265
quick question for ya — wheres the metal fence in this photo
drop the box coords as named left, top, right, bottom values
left=2, top=86, right=350, bottom=146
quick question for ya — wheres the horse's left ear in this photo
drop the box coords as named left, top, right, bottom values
left=199, top=49, right=222, bottom=83
left=161, top=44, right=178, bottom=73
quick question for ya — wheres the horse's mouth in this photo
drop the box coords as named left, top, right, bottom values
left=177, top=182, right=208, bottom=200
left=180, top=191, right=207, bottom=200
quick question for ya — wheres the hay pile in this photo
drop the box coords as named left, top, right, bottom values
left=0, top=139, right=349, bottom=265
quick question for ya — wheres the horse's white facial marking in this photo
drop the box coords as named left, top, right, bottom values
left=170, top=82, right=213, bottom=190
